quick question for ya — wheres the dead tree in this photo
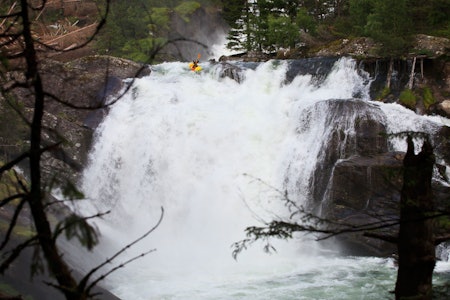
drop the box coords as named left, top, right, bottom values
left=395, top=136, right=436, bottom=300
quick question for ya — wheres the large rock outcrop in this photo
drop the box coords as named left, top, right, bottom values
left=313, top=100, right=450, bottom=256
left=8, top=55, right=150, bottom=183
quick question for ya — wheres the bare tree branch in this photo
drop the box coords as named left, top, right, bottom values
left=0, top=235, right=39, bottom=274
left=81, top=207, right=164, bottom=294
left=0, top=198, right=27, bottom=251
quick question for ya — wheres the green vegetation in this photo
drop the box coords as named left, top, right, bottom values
left=224, top=0, right=449, bottom=56
left=175, top=1, right=201, bottom=22
left=377, top=86, right=391, bottom=101
left=0, top=98, right=28, bottom=162
left=0, top=219, right=35, bottom=239
left=399, top=89, right=417, bottom=109
left=0, top=283, right=32, bottom=300
left=0, top=165, right=34, bottom=238
left=18, top=0, right=444, bottom=62
left=422, top=87, right=435, bottom=109
left=96, top=0, right=203, bottom=62
left=90, top=0, right=450, bottom=61
left=0, top=165, right=17, bottom=200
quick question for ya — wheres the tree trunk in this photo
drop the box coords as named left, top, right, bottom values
left=386, top=58, right=393, bottom=89
left=20, top=0, right=81, bottom=298
left=408, top=56, right=417, bottom=89
left=420, top=58, right=424, bottom=79
left=395, top=136, right=436, bottom=300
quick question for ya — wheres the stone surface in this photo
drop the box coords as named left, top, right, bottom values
left=438, top=100, right=450, bottom=116
left=10, top=56, right=150, bottom=183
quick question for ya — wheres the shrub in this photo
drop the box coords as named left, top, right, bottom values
left=399, top=89, right=417, bottom=109
left=422, top=87, right=435, bottom=109
left=377, top=86, right=391, bottom=100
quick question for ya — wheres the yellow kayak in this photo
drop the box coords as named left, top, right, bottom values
left=189, top=62, right=202, bottom=72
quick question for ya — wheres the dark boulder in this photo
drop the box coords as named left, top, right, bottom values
left=306, top=99, right=450, bottom=257
left=218, top=62, right=244, bottom=83
left=302, top=99, right=388, bottom=207
left=324, top=152, right=404, bottom=256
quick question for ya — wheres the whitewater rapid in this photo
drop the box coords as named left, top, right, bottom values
left=68, top=58, right=450, bottom=299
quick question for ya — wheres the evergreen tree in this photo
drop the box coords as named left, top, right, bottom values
left=296, top=7, right=316, bottom=34
left=226, top=0, right=304, bottom=52
left=221, top=0, right=247, bottom=25
left=348, top=0, right=374, bottom=35
left=428, top=0, right=450, bottom=34
left=226, top=1, right=252, bottom=51
left=267, top=15, right=299, bottom=49
left=97, top=0, right=202, bottom=62
left=364, top=0, right=412, bottom=57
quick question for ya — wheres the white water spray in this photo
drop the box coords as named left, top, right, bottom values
left=69, top=58, right=449, bottom=299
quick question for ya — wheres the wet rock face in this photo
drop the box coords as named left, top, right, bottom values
left=218, top=62, right=244, bottom=83
left=324, top=153, right=403, bottom=257
left=302, top=100, right=388, bottom=207
left=299, top=99, right=450, bottom=257
left=8, top=55, right=150, bottom=183
left=40, top=56, right=150, bottom=182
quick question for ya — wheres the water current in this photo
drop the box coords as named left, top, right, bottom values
left=67, top=58, right=450, bottom=299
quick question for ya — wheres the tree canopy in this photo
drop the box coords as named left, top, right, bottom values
left=224, top=0, right=449, bottom=55
left=95, top=0, right=211, bottom=62
left=85, top=0, right=450, bottom=60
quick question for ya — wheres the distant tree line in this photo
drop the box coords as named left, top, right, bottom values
left=96, top=0, right=449, bottom=62
left=224, top=0, right=449, bottom=56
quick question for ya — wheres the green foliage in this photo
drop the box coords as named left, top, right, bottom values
left=0, top=166, right=21, bottom=201
left=296, top=7, right=317, bottom=34
left=226, top=1, right=253, bottom=52
left=227, top=0, right=316, bottom=52
left=93, top=0, right=450, bottom=60
left=349, top=0, right=374, bottom=35
left=409, top=0, right=449, bottom=36
left=93, top=0, right=450, bottom=61
left=232, top=220, right=302, bottom=259
left=422, top=87, right=435, bottom=109
left=0, top=283, right=32, bottom=300
left=377, top=86, right=391, bottom=101
left=430, top=22, right=450, bottom=39
left=0, top=98, right=28, bottom=163
left=364, top=0, right=412, bottom=57
left=399, top=89, right=417, bottom=109
left=62, top=181, right=84, bottom=201
left=149, top=7, right=171, bottom=30
left=267, top=15, right=299, bottom=50
left=174, top=1, right=201, bottom=22
left=0, top=219, right=35, bottom=239
left=435, top=216, right=450, bottom=230
left=96, top=0, right=201, bottom=61
left=55, top=214, right=99, bottom=251
left=221, top=0, right=246, bottom=25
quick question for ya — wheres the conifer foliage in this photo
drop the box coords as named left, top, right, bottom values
left=224, top=0, right=449, bottom=55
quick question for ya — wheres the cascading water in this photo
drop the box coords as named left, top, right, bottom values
left=66, top=57, right=450, bottom=299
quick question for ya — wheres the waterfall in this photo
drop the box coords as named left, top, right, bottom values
left=66, top=57, right=449, bottom=300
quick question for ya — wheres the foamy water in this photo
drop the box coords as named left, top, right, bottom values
left=66, top=58, right=450, bottom=299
